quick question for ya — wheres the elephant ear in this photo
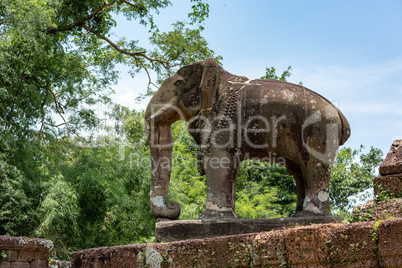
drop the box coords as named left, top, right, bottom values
left=200, top=58, right=219, bottom=111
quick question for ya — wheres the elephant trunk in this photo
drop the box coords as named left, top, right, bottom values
left=146, top=106, right=181, bottom=219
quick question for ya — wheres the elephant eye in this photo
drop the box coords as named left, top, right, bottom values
left=174, top=79, right=185, bottom=87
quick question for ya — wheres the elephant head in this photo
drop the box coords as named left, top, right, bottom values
left=145, top=58, right=220, bottom=219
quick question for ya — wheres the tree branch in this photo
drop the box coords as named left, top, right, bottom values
left=0, top=20, right=11, bottom=25
left=134, top=57, right=158, bottom=91
left=81, top=24, right=146, bottom=56
left=46, top=86, right=65, bottom=114
left=33, top=77, right=65, bottom=115
left=121, top=0, right=135, bottom=7
left=48, top=2, right=115, bottom=33
left=120, top=0, right=148, bottom=12
left=80, top=23, right=167, bottom=68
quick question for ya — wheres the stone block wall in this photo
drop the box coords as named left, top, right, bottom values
left=0, top=236, right=53, bottom=268
left=2, top=219, right=400, bottom=267
left=71, top=218, right=402, bottom=268
left=48, top=260, right=71, bottom=268
left=376, top=139, right=402, bottom=198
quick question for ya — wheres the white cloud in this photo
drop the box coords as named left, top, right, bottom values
left=292, top=60, right=402, bottom=98
left=287, top=60, right=402, bottom=122
left=110, top=72, right=154, bottom=111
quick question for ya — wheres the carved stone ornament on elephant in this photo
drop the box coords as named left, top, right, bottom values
left=145, top=58, right=351, bottom=220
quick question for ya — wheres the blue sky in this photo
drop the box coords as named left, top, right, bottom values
left=110, top=0, right=402, bottom=156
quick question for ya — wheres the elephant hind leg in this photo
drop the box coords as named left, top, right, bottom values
left=296, top=158, right=332, bottom=217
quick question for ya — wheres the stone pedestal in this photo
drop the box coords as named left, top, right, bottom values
left=155, top=216, right=343, bottom=242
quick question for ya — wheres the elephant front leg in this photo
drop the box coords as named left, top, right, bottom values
left=199, top=149, right=239, bottom=220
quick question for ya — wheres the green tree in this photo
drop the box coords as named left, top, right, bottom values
left=34, top=107, right=154, bottom=258
left=236, top=161, right=296, bottom=218
left=330, top=145, right=383, bottom=213
left=165, top=120, right=297, bottom=220
left=261, top=66, right=293, bottom=81
left=261, top=66, right=303, bottom=86
left=169, top=121, right=207, bottom=220
left=0, top=0, right=217, bottom=249
left=0, top=0, right=217, bottom=139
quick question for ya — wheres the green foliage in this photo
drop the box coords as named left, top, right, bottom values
left=35, top=175, right=80, bottom=260
left=330, top=145, right=383, bottom=213
left=0, top=0, right=215, bottom=260
left=261, top=66, right=293, bottom=81
left=236, top=161, right=296, bottom=218
left=0, top=132, right=44, bottom=236
left=188, top=0, right=210, bottom=26
left=0, top=158, right=37, bottom=236
left=169, top=121, right=206, bottom=220
left=32, top=109, right=156, bottom=259
left=149, top=21, right=223, bottom=87
left=1, top=0, right=218, bottom=138
left=167, top=123, right=297, bottom=220
left=374, top=183, right=401, bottom=201
left=261, top=65, right=303, bottom=85
left=1, top=0, right=116, bottom=139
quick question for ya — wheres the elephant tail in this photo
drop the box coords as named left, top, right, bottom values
left=338, top=109, right=351, bottom=146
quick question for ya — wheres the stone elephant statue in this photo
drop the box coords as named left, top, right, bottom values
left=145, top=58, right=351, bottom=220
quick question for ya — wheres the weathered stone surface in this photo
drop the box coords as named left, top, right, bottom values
left=71, top=218, right=402, bottom=268
left=155, top=216, right=343, bottom=242
left=0, top=236, right=53, bottom=254
left=378, top=218, right=402, bottom=268
left=353, top=198, right=402, bottom=221
left=327, top=221, right=378, bottom=267
left=30, top=260, right=48, bottom=268
left=71, top=245, right=142, bottom=268
left=146, top=58, right=351, bottom=221
left=253, top=230, right=287, bottom=266
left=1, top=251, right=17, bottom=262
left=0, top=236, right=52, bottom=268
left=167, top=234, right=258, bottom=267
left=49, top=260, right=71, bottom=268
left=379, top=140, right=402, bottom=176
left=18, top=250, right=49, bottom=262
left=9, top=262, right=29, bottom=268
left=0, top=262, right=10, bottom=268
left=284, top=224, right=335, bottom=267
left=373, top=174, right=402, bottom=197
